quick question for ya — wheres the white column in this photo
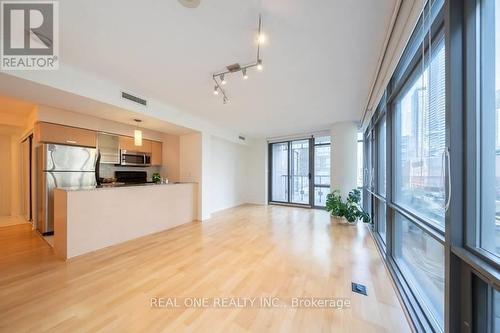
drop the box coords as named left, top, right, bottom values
left=330, top=121, right=358, bottom=197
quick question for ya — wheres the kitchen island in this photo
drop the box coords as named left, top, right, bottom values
left=53, top=182, right=197, bottom=260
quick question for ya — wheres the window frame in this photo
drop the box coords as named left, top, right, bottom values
left=463, top=0, right=500, bottom=269
left=364, top=0, right=500, bottom=331
left=366, top=1, right=448, bottom=331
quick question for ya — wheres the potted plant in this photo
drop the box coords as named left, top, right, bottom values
left=152, top=173, right=161, bottom=184
left=325, top=189, right=371, bottom=224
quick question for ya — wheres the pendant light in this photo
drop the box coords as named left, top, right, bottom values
left=133, top=119, right=143, bottom=146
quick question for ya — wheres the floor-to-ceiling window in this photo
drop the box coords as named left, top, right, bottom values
left=460, top=0, right=500, bottom=331
left=377, top=115, right=387, bottom=243
left=313, top=136, right=331, bottom=207
left=392, top=31, right=446, bottom=327
left=364, top=1, right=447, bottom=330
left=364, top=0, right=500, bottom=331
left=357, top=132, right=364, bottom=189
left=269, top=135, right=330, bottom=208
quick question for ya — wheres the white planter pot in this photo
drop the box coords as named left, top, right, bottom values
left=331, top=215, right=355, bottom=224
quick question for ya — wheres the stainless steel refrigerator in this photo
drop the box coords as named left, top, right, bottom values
left=37, top=143, right=97, bottom=235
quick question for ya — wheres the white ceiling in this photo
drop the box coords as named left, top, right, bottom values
left=57, top=0, right=396, bottom=138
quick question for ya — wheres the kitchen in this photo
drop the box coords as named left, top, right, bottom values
left=2, top=100, right=200, bottom=260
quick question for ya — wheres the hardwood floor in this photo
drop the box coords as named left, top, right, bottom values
left=0, top=205, right=411, bottom=333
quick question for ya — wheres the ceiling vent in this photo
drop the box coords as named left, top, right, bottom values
left=178, top=0, right=201, bottom=8
left=121, top=91, right=147, bottom=107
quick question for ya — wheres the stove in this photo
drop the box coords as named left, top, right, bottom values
left=115, top=171, right=148, bottom=184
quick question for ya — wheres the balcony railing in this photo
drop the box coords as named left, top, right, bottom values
left=272, top=174, right=330, bottom=205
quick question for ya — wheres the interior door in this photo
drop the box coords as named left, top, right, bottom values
left=21, top=136, right=32, bottom=221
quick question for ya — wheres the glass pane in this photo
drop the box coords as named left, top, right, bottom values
left=367, top=133, right=373, bottom=191
left=494, top=0, right=500, bottom=259
left=314, top=187, right=330, bottom=207
left=290, top=140, right=309, bottom=204
left=378, top=200, right=386, bottom=243
left=271, top=143, right=288, bottom=202
left=394, top=36, right=446, bottom=229
left=378, top=118, right=386, bottom=196
left=314, top=145, right=330, bottom=185
left=394, top=213, right=445, bottom=328
left=478, top=0, right=500, bottom=258
left=357, top=139, right=363, bottom=188
left=314, top=136, right=331, bottom=145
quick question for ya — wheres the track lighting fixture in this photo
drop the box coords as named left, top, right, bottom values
left=211, top=14, right=266, bottom=104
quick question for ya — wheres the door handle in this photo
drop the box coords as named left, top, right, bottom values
left=442, top=147, right=451, bottom=212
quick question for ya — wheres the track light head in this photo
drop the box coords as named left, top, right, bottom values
left=213, top=86, right=219, bottom=95
left=242, top=68, right=248, bottom=80
left=220, top=74, right=226, bottom=85
left=257, top=59, right=263, bottom=71
left=223, top=96, right=229, bottom=104
left=257, top=33, right=266, bottom=44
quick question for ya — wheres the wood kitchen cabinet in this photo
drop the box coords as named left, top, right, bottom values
left=35, top=122, right=96, bottom=148
left=119, top=136, right=151, bottom=153
left=151, top=141, right=162, bottom=166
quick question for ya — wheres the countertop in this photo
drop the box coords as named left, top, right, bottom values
left=56, top=182, right=196, bottom=192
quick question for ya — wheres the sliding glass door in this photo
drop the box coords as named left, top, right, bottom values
left=271, top=142, right=289, bottom=202
left=269, top=136, right=330, bottom=207
left=313, top=136, right=331, bottom=207
left=290, top=140, right=310, bottom=204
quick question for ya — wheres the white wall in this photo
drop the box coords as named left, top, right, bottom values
left=208, top=136, right=246, bottom=212
left=330, top=122, right=358, bottom=197
left=208, top=136, right=268, bottom=213
left=244, top=138, right=268, bottom=205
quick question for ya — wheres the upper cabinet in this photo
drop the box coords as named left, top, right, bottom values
left=151, top=141, right=162, bottom=166
left=35, top=122, right=96, bottom=148
left=119, top=136, right=152, bottom=153
left=35, top=122, right=163, bottom=167
left=97, top=133, right=120, bottom=164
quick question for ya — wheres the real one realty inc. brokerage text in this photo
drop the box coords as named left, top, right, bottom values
left=150, top=297, right=351, bottom=309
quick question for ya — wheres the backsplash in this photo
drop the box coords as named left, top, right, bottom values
left=99, top=163, right=162, bottom=181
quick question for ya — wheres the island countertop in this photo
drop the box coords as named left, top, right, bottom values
left=53, top=182, right=198, bottom=260
left=57, top=182, right=196, bottom=191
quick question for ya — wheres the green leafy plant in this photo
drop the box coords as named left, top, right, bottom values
left=326, top=189, right=371, bottom=224
left=152, top=173, right=161, bottom=184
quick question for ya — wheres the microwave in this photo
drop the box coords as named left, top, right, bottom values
left=120, top=150, right=151, bottom=166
